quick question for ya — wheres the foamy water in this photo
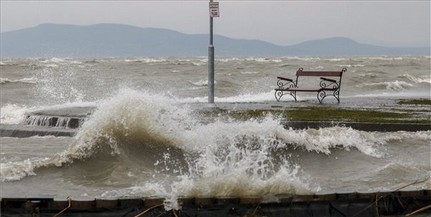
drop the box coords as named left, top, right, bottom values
left=1, top=57, right=430, bottom=205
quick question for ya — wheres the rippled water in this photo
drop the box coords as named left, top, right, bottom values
left=1, top=57, right=430, bottom=205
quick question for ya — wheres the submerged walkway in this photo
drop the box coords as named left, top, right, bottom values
left=1, top=97, right=430, bottom=137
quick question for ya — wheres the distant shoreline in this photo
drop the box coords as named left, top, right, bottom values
left=2, top=23, right=430, bottom=58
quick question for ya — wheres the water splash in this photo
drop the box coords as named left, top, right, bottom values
left=2, top=88, right=420, bottom=201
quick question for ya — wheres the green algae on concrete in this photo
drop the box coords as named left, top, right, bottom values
left=198, top=106, right=431, bottom=124
left=285, top=106, right=430, bottom=124
left=397, top=98, right=431, bottom=105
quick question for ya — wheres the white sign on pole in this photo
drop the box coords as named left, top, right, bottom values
left=209, top=2, right=219, bottom=17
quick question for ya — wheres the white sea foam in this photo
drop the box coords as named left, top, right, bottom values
left=0, top=102, right=96, bottom=125
left=215, top=91, right=275, bottom=102
left=2, top=88, right=428, bottom=201
left=328, top=58, right=347, bottom=62
left=189, top=79, right=211, bottom=87
left=402, top=74, right=431, bottom=84
left=0, top=158, right=50, bottom=182
left=0, top=77, right=37, bottom=84
left=240, top=71, right=260, bottom=75
left=124, top=57, right=167, bottom=63
left=217, top=57, right=282, bottom=63
left=367, top=56, right=405, bottom=61
left=191, top=61, right=206, bottom=66
left=358, top=80, right=414, bottom=91
left=178, top=90, right=276, bottom=103
left=87, top=90, right=422, bottom=202
left=69, top=92, right=314, bottom=201
left=336, top=64, right=365, bottom=68
left=41, top=57, right=66, bottom=64
left=2, top=57, right=430, bottom=201
left=0, top=104, right=29, bottom=124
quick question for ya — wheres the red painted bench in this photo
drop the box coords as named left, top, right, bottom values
left=275, top=68, right=347, bottom=103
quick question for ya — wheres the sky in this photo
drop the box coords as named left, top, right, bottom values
left=1, top=0, right=430, bottom=47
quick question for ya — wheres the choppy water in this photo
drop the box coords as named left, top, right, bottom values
left=1, top=56, right=430, bottom=207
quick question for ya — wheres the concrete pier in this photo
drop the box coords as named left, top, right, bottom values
left=0, top=124, right=76, bottom=137
left=1, top=99, right=430, bottom=137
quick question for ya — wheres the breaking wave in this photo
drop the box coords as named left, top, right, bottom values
left=358, top=80, right=414, bottom=91
left=2, top=88, right=422, bottom=200
left=0, top=77, right=37, bottom=85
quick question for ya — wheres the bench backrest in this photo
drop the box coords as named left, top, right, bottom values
left=296, top=68, right=346, bottom=77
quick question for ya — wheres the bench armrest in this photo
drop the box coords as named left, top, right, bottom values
left=320, top=77, right=337, bottom=83
left=277, top=76, right=293, bottom=82
left=276, top=76, right=296, bottom=89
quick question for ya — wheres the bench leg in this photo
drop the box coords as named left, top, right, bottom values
left=317, top=91, right=326, bottom=103
left=290, top=91, right=297, bottom=102
left=274, top=90, right=284, bottom=101
left=274, top=90, right=297, bottom=102
left=334, top=89, right=340, bottom=103
left=317, top=90, right=340, bottom=103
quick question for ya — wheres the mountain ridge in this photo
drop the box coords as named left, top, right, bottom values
left=1, top=23, right=429, bottom=57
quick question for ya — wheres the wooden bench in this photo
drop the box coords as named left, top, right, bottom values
left=274, top=68, right=346, bottom=103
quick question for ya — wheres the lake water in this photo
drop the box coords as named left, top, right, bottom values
left=1, top=56, right=430, bottom=209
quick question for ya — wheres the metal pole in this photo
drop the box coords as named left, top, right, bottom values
left=208, top=0, right=215, bottom=103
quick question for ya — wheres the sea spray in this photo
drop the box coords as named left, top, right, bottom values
left=59, top=88, right=194, bottom=163
left=64, top=89, right=316, bottom=201
left=1, top=159, right=38, bottom=182
left=0, top=104, right=28, bottom=124
left=276, top=127, right=386, bottom=157
left=2, top=56, right=430, bottom=202
left=66, top=89, right=391, bottom=201
left=2, top=88, right=428, bottom=201
left=0, top=90, right=377, bottom=179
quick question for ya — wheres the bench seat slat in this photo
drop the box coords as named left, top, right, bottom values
left=297, top=71, right=342, bottom=77
left=275, top=87, right=337, bottom=92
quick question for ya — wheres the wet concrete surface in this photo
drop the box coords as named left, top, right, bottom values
left=1, top=97, right=430, bottom=137
left=0, top=124, right=76, bottom=137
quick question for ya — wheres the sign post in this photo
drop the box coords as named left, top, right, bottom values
left=208, top=1, right=219, bottom=103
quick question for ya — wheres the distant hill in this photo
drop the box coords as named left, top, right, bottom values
left=1, top=23, right=429, bottom=57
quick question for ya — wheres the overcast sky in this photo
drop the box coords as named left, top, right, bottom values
left=1, top=1, right=430, bottom=47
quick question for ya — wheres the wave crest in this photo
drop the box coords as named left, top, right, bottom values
left=3, top=89, right=410, bottom=200
left=59, top=89, right=192, bottom=164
